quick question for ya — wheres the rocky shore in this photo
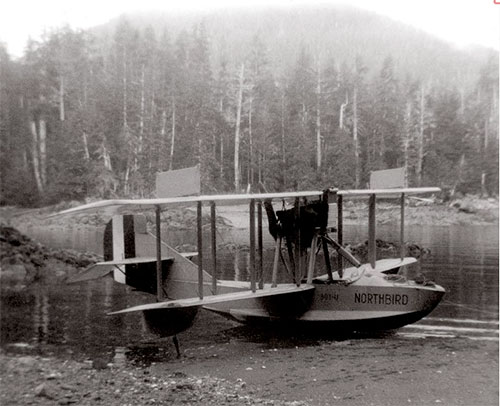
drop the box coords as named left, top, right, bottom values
left=0, top=353, right=306, bottom=406
left=0, top=225, right=100, bottom=285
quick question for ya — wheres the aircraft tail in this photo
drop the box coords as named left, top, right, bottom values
left=103, top=214, right=214, bottom=298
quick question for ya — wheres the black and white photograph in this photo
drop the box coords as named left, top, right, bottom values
left=1, top=1, right=498, bottom=405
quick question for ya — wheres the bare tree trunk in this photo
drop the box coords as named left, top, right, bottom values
left=82, top=131, right=90, bottom=162
left=416, top=84, right=425, bottom=187
left=81, top=75, right=90, bottom=162
left=353, top=85, right=360, bottom=189
left=258, top=149, right=262, bottom=184
left=452, top=154, right=465, bottom=196
left=132, top=63, right=146, bottom=178
left=481, top=117, right=489, bottom=197
left=121, top=46, right=130, bottom=195
left=213, top=131, right=217, bottom=161
left=39, top=119, right=47, bottom=188
left=218, top=96, right=225, bottom=181
left=138, top=64, right=145, bottom=155
left=281, top=88, right=286, bottom=187
left=122, top=47, right=128, bottom=129
left=59, top=76, right=65, bottom=121
left=30, top=120, right=43, bottom=193
left=339, top=92, right=348, bottom=129
left=234, top=64, right=244, bottom=192
left=158, top=109, right=167, bottom=169
left=149, top=92, right=155, bottom=175
left=248, top=97, right=254, bottom=185
left=316, top=62, right=321, bottom=171
left=102, top=140, right=112, bottom=171
left=124, top=166, right=130, bottom=195
left=403, top=101, right=411, bottom=188
left=169, top=98, right=176, bottom=171
left=220, top=134, right=224, bottom=181
left=23, top=150, right=28, bottom=173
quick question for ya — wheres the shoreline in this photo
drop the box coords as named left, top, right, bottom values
left=1, top=332, right=498, bottom=406
left=0, top=195, right=498, bottom=231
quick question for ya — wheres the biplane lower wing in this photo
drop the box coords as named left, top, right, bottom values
left=108, top=284, right=315, bottom=314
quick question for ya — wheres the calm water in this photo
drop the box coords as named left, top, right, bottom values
left=1, top=223, right=498, bottom=364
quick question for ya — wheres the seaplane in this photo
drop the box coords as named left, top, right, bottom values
left=57, top=166, right=445, bottom=355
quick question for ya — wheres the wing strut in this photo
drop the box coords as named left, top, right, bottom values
left=155, top=205, right=163, bottom=301
left=197, top=201, right=203, bottom=299
left=337, top=187, right=440, bottom=270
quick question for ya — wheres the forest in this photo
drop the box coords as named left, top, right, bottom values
left=0, top=7, right=498, bottom=206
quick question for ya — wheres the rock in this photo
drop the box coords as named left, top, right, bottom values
left=16, top=356, right=38, bottom=367
left=58, top=399, right=77, bottom=405
left=92, top=358, right=109, bottom=370
left=0, top=225, right=98, bottom=284
left=0, top=264, right=27, bottom=283
left=35, top=383, right=54, bottom=399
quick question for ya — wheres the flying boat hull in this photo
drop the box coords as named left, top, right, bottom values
left=203, top=267, right=445, bottom=332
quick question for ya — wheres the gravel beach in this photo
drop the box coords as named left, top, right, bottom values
left=1, top=332, right=497, bottom=406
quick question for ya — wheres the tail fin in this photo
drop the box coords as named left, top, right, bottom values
left=104, top=215, right=142, bottom=284
left=103, top=214, right=214, bottom=298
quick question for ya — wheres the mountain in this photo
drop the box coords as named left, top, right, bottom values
left=93, top=5, right=497, bottom=88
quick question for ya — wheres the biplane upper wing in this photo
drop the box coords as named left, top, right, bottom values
left=108, top=284, right=315, bottom=314
left=52, top=187, right=441, bottom=217
left=52, top=191, right=324, bottom=217
left=338, top=187, right=440, bottom=197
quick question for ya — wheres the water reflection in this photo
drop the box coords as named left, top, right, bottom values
left=1, top=224, right=498, bottom=364
left=32, top=287, right=49, bottom=346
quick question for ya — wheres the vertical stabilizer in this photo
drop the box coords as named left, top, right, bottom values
left=112, top=215, right=126, bottom=283
left=104, top=214, right=137, bottom=284
left=103, top=213, right=217, bottom=298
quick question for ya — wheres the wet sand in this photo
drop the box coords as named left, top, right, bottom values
left=1, top=331, right=497, bottom=405
left=167, top=329, right=498, bottom=406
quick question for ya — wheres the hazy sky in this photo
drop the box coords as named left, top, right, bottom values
left=1, top=0, right=499, bottom=57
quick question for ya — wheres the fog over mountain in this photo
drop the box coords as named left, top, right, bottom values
left=95, top=6, right=496, bottom=86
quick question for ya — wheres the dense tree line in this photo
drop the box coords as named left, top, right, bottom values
left=0, top=14, right=498, bottom=206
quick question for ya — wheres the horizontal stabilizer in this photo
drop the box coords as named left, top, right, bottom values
left=108, top=284, right=315, bottom=315
left=95, top=256, right=174, bottom=266
left=67, top=264, right=113, bottom=283
left=370, top=257, right=417, bottom=272
left=315, top=257, right=417, bottom=282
